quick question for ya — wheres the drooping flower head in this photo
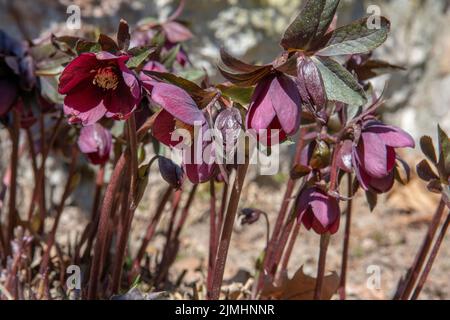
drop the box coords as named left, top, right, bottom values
left=58, top=52, right=141, bottom=125
left=141, top=77, right=216, bottom=183
left=77, top=124, right=112, bottom=165
left=338, top=120, right=415, bottom=193
left=246, top=73, right=301, bottom=144
left=218, top=49, right=301, bottom=145
left=296, top=186, right=340, bottom=235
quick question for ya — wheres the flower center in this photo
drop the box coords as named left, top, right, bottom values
left=93, top=67, right=119, bottom=90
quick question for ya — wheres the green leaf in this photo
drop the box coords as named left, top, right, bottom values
left=281, top=0, right=322, bottom=50
left=420, top=135, right=437, bottom=164
left=312, top=56, right=366, bottom=106
left=177, top=69, right=205, bottom=82
left=437, top=125, right=450, bottom=181
left=162, top=43, right=181, bottom=69
left=76, top=40, right=101, bottom=54
left=281, top=0, right=340, bottom=50
left=315, top=0, right=340, bottom=39
left=126, top=47, right=153, bottom=69
left=216, top=84, right=254, bottom=106
left=317, top=16, right=390, bottom=56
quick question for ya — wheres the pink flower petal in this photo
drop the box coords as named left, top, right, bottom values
left=358, top=131, right=389, bottom=178
left=246, top=77, right=276, bottom=131
left=369, top=170, right=395, bottom=193
left=269, top=75, right=301, bottom=135
left=150, top=82, right=205, bottom=126
left=365, top=122, right=415, bottom=148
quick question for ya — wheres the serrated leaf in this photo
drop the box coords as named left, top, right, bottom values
left=317, top=16, right=390, bottom=56
left=312, top=56, right=366, bottom=106
left=126, top=48, right=153, bottom=69
left=416, top=160, right=439, bottom=182
left=420, top=135, right=437, bottom=164
left=437, top=125, right=450, bottom=181
left=216, top=84, right=254, bottom=106
left=281, top=0, right=340, bottom=51
left=117, top=19, right=130, bottom=51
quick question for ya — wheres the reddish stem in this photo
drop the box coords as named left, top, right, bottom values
left=210, top=162, right=249, bottom=300
left=399, top=198, right=446, bottom=300
left=6, top=109, right=21, bottom=251
left=133, top=186, right=172, bottom=269
left=280, top=221, right=301, bottom=272
left=411, top=210, right=449, bottom=300
left=314, top=232, right=331, bottom=300
left=39, top=147, right=78, bottom=276
left=338, top=174, right=353, bottom=300
left=207, top=180, right=218, bottom=296
left=110, top=115, right=139, bottom=294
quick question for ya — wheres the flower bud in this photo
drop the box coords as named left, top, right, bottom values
left=77, top=124, right=112, bottom=165
left=158, top=156, right=184, bottom=189
left=239, top=208, right=263, bottom=225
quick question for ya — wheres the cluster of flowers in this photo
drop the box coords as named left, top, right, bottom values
left=1, top=0, right=416, bottom=236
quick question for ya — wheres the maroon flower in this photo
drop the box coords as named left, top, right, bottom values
left=296, top=187, right=340, bottom=235
left=246, top=73, right=301, bottom=145
left=142, top=79, right=215, bottom=183
left=58, top=52, right=141, bottom=125
left=338, top=121, right=415, bottom=193
left=143, top=80, right=206, bottom=146
left=77, top=124, right=112, bottom=165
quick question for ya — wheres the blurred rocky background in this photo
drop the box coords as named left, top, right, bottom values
left=1, top=0, right=449, bottom=139
left=1, top=0, right=449, bottom=299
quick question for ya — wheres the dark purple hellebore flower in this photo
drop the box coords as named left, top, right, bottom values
left=296, top=187, right=340, bottom=235
left=0, top=30, right=35, bottom=117
left=142, top=79, right=216, bottom=183
left=77, top=124, right=112, bottom=165
left=58, top=52, right=141, bottom=125
left=142, top=80, right=206, bottom=147
left=338, top=121, right=415, bottom=193
left=246, top=73, right=301, bottom=145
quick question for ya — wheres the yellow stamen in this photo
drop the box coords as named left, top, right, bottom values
left=93, top=67, right=119, bottom=90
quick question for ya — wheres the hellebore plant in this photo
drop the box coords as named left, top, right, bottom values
left=1, top=0, right=449, bottom=302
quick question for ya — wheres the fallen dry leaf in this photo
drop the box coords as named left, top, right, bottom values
left=261, top=266, right=340, bottom=300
